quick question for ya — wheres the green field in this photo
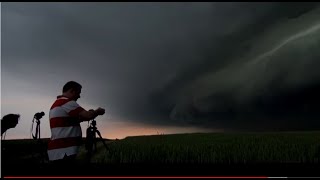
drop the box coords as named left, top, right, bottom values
left=2, top=131, right=320, bottom=165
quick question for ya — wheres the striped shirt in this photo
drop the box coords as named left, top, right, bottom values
left=47, top=95, right=85, bottom=161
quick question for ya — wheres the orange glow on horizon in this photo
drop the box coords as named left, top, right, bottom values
left=96, top=118, right=222, bottom=140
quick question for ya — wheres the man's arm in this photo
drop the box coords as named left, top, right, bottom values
left=79, top=108, right=105, bottom=121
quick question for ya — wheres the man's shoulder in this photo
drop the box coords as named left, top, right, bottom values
left=51, top=98, right=74, bottom=109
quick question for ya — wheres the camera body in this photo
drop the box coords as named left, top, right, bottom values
left=91, top=119, right=97, bottom=127
left=34, top=112, right=45, bottom=120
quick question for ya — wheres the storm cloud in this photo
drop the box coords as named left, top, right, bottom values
left=2, top=2, right=320, bottom=132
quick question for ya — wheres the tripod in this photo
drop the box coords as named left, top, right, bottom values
left=85, top=119, right=110, bottom=161
left=32, top=119, right=40, bottom=140
left=30, top=111, right=48, bottom=163
left=31, top=112, right=45, bottom=140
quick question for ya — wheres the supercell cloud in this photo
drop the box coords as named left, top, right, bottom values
left=2, top=2, right=320, bottom=132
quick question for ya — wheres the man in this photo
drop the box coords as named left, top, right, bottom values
left=47, top=81, right=105, bottom=164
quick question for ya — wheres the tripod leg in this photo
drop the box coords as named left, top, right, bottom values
left=86, top=136, right=94, bottom=163
left=35, top=124, right=39, bottom=140
left=38, top=123, right=41, bottom=139
left=95, top=130, right=110, bottom=152
left=94, top=134, right=97, bottom=152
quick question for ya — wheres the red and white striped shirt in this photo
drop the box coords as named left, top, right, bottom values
left=47, top=95, right=85, bottom=161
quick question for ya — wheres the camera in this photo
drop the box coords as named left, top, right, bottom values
left=90, top=119, right=97, bottom=127
left=34, top=112, right=45, bottom=120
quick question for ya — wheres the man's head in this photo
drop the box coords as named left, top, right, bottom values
left=62, top=81, right=82, bottom=101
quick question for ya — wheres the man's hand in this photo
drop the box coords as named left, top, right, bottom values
left=79, top=108, right=105, bottom=122
left=95, top=107, right=105, bottom=115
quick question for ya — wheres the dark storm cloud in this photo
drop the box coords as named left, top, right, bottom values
left=152, top=3, right=320, bottom=130
left=2, top=2, right=320, bottom=131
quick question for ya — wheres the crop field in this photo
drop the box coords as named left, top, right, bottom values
left=3, top=131, right=320, bottom=165
left=84, top=132, right=320, bottom=164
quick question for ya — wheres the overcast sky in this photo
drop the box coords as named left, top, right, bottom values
left=2, top=2, right=320, bottom=139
